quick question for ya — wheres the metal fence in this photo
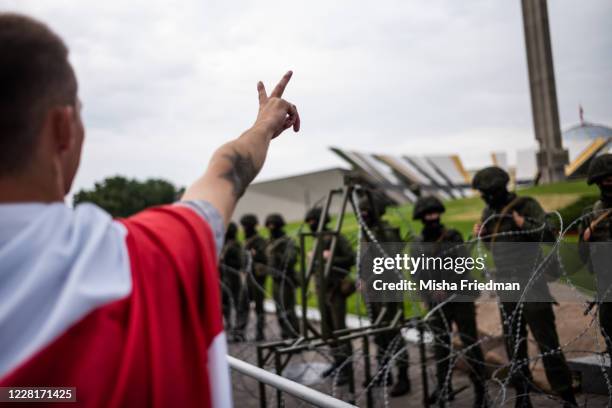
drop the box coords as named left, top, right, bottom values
left=227, top=355, right=357, bottom=408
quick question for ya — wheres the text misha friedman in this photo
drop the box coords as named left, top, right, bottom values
left=369, top=254, right=521, bottom=292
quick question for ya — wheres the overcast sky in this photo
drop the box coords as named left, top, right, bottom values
left=5, top=0, right=612, bottom=192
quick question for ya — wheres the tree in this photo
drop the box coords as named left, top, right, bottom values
left=73, top=176, right=182, bottom=217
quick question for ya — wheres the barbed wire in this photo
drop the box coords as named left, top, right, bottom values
left=224, top=194, right=612, bottom=407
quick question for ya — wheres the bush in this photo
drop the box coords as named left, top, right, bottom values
left=73, top=176, right=181, bottom=217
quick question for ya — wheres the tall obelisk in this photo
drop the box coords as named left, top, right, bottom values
left=521, top=0, right=568, bottom=183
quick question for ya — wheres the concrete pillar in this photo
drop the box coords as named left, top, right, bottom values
left=521, top=0, right=568, bottom=183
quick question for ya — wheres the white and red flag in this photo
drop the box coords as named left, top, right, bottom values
left=0, top=202, right=231, bottom=407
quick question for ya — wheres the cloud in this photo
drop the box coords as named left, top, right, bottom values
left=3, top=0, right=611, bottom=193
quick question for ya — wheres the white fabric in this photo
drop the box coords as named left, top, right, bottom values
left=0, top=200, right=230, bottom=408
left=0, top=203, right=132, bottom=377
left=175, top=200, right=225, bottom=255
left=208, top=332, right=233, bottom=408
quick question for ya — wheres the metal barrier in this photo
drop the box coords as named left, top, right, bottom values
left=227, top=355, right=357, bottom=408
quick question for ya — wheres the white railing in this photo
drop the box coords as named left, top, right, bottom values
left=227, top=355, right=357, bottom=408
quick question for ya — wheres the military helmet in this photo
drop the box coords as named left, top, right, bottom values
left=472, top=166, right=509, bottom=191
left=240, top=213, right=258, bottom=228
left=265, top=213, right=285, bottom=228
left=412, top=196, right=445, bottom=220
left=587, top=154, right=612, bottom=185
left=304, top=206, right=330, bottom=227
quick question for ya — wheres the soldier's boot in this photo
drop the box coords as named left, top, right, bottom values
left=390, top=368, right=410, bottom=397
left=426, top=385, right=455, bottom=405
left=363, top=352, right=394, bottom=387
left=364, top=367, right=393, bottom=388
left=469, top=368, right=489, bottom=408
left=559, top=389, right=577, bottom=408
left=377, top=371, right=393, bottom=387
left=375, top=357, right=393, bottom=388
left=473, top=384, right=489, bottom=408
left=255, top=317, right=265, bottom=341
left=514, top=394, right=533, bottom=408
left=334, top=362, right=352, bottom=387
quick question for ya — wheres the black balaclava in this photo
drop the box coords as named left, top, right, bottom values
left=362, top=208, right=378, bottom=227
left=267, top=222, right=285, bottom=239
left=243, top=225, right=256, bottom=238
left=421, top=215, right=443, bottom=241
left=481, top=186, right=510, bottom=210
left=599, top=182, right=612, bottom=205
left=305, top=207, right=329, bottom=233
left=306, top=219, right=318, bottom=233
left=265, top=214, right=286, bottom=239
left=358, top=196, right=379, bottom=227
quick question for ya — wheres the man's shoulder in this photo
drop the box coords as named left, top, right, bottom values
left=592, top=200, right=606, bottom=212
left=72, top=202, right=117, bottom=228
left=123, top=201, right=225, bottom=255
left=247, top=234, right=266, bottom=246
left=515, top=195, right=538, bottom=206
left=266, top=235, right=291, bottom=248
left=510, top=195, right=543, bottom=215
left=480, top=205, right=494, bottom=219
left=443, top=228, right=463, bottom=242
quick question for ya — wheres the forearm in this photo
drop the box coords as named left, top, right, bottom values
left=182, top=123, right=273, bottom=224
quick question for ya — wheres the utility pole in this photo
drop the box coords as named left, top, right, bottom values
left=521, top=0, right=568, bottom=183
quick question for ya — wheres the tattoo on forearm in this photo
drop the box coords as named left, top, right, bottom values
left=220, top=149, right=257, bottom=198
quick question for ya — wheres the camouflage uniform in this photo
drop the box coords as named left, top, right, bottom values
left=358, top=194, right=410, bottom=395
left=411, top=196, right=486, bottom=405
left=305, top=207, right=355, bottom=381
left=239, top=214, right=268, bottom=341
left=578, top=154, right=612, bottom=365
left=473, top=167, right=576, bottom=407
left=265, top=214, right=300, bottom=339
left=220, top=222, right=248, bottom=340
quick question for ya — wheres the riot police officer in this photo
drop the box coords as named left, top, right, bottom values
left=220, top=222, right=248, bottom=342
left=472, top=166, right=577, bottom=408
left=305, top=206, right=355, bottom=385
left=579, top=153, right=612, bottom=366
left=412, top=196, right=488, bottom=407
left=265, top=213, right=300, bottom=339
left=358, top=193, right=411, bottom=397
left=240, top=214, right=268, bottom=341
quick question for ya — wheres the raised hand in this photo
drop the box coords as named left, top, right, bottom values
left=183, top=70, right=300, bottom=225
left=255, top=71, right=300, bottom=139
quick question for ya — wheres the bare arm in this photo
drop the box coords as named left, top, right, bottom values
left=182, top=71, right=300, bottom=225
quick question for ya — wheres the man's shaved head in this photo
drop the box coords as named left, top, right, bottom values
left=0, top=13, right=77, bottom=175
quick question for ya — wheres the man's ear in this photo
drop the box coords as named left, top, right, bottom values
left=51, top=106, right=77, bottom=153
